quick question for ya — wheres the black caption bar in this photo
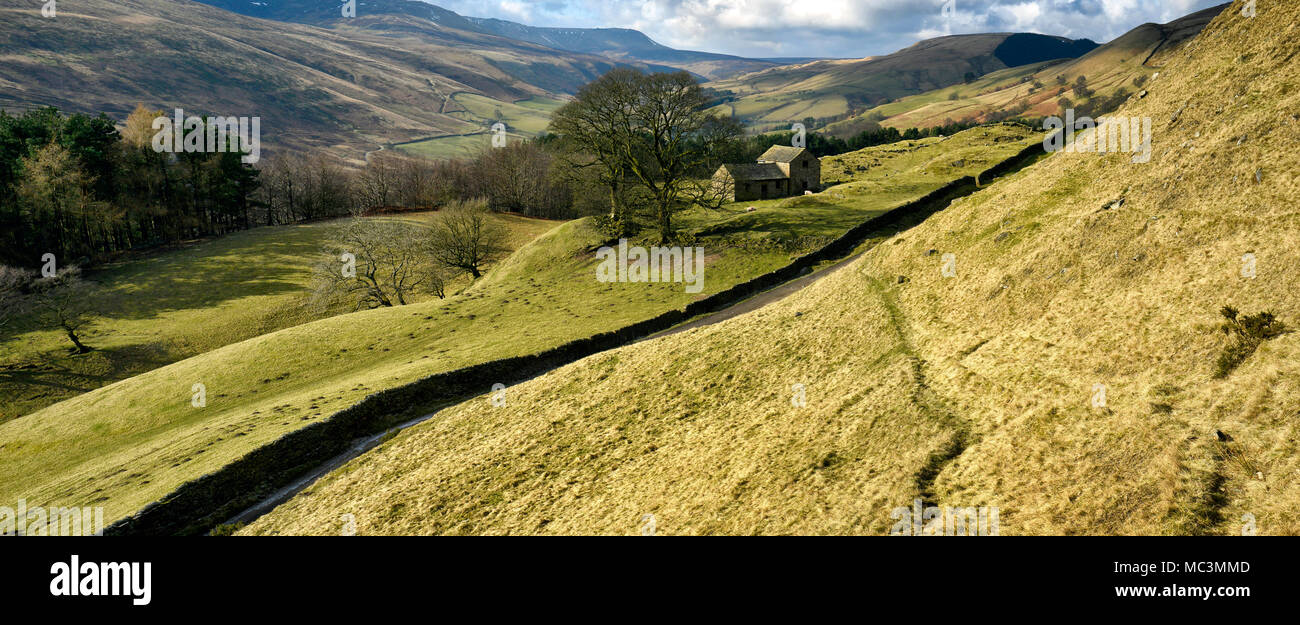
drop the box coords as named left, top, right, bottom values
left=1, top=538, right=1285, bottom=615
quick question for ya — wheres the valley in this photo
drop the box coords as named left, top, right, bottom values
left=1, top=0, right=1293, bottom=542
left=242, top=3, right=1299, bottom=535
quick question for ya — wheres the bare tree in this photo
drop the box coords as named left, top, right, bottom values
left=550, top=69, right=741, bottom=242
left=312, top=217, right=445, bottom=310
left=397, top=157, right=441, bottom=209
left=475, top=142, right=571, bottom=218
left=29, top=267, right=96, bottom=353
left=549, top=68, right=641, bottom=229
left=0, top=265, right=32, bottom=331
left=426, top=199, right=509, bottom=280
left=311, top=155, right=356, bottom=218
left=357, top=152, right=403, bottom=214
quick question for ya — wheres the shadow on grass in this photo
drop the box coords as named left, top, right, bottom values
left=85, top=234, right=324, bottom=323
left=0, top=342, right=177, bottom=422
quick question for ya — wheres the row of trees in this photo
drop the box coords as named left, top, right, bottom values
left=1, top=106, right=583, bottom=270
left=0, top=106, right=260, bottom=268
left=4, top=75, right=1008, bottom=269
left=281, top=141, right=575, bottom=221
left=309, top=199, right=509, bottom=312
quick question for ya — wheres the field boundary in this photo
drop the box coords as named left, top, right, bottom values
left=105, top=139, right=1047, bottom=536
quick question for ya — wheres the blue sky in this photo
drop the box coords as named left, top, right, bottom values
left=429, top=0, right=1228, bottom=58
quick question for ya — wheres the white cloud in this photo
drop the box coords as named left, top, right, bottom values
left=426, top=0, right=1228, bottom=58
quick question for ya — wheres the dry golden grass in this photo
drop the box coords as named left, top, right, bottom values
left=247, top=2, right=1300, bottom=535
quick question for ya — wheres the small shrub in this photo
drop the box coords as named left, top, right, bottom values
left=1213, top=306, right=1286, bottom=378
left=210, top=522, right=245, bottom=536
left=592, top=213, right=637, bottom=241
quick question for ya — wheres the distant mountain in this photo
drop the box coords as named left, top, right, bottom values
left=2, top=0, right=1218, bottom=164
left=0, top=0, right=672, bottom=161
left=465, top=18, right=778, bottom=80
left=196, top=0, right=482, bottom=29
left=821, top=3, right=1228, bottom=135
left=708, top=32, right=1100, bottom=129
left=196, top=1, right=778, bottom=80
left=993, top=33, right=1099, bottom=67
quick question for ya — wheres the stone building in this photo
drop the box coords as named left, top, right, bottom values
left=712, top=145, right=821, bottom=202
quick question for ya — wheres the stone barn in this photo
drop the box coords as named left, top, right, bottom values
left=712, top=145, right=821, bottom=202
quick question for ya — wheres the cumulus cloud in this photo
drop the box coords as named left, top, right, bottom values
left=428, top=0, right=1227, bottom=58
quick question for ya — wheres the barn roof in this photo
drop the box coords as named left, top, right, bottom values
left=718, top=162, right=788, bottom=181
left=758, top=145, right=808, bottom=163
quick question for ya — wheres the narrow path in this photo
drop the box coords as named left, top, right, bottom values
left=219, top=409, right=446, bottom=529
left=867, top=276, right=975, bottom=509
left=645, top=252, right=866, bottom=341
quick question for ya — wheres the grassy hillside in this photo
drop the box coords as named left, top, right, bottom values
left=824, top=4, right=1226, bottom=136
left=0, top=213, right=556, bottom=421
left=0, top=0, right=623, bottom=161
left=245, top=1, right=1300, bottom=536
left=707, top=33, right=1096, bottom=128
left=0, top=125, right=1035, bottom=531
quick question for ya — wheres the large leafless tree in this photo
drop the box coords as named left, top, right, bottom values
left=312, top=217, right=445, bottom=310
left=426, top=199, right=509, bottom=280
left=549, top=69, right=740, bottom=242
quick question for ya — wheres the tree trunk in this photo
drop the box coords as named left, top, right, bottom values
left=64, top=326, right=91, bottom=354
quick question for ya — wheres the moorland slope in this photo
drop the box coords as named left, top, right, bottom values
left=246, top=1, right=1299, bottom=536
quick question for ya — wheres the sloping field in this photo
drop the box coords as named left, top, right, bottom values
left=0, top=124, right=1036, bottom=530
left=0, top=213, right=555, bottom=421
left=245, top=2, right=1300, bottom=535
left=396, top=95, right=565, bottom=159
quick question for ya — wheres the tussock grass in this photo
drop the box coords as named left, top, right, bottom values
left=248, top=2, right=1300, bottom=535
